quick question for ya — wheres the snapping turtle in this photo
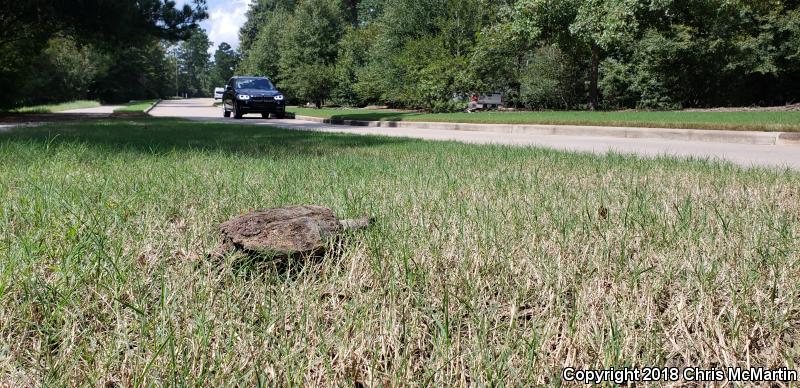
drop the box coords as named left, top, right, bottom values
left=216, top=205, right=370, bottom=258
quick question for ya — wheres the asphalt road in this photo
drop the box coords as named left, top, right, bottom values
left=150, top=98, right=800, bottom=170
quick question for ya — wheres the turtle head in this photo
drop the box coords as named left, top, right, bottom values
left=339, top=216, right=373, bottom=231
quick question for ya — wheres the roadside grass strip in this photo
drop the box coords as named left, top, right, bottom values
left=8, top=100, right=101, bottom=113
left=114, top=100, right=159, bottom=113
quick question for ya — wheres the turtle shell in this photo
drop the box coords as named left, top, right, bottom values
left=219, top=205, right=343, bottom=257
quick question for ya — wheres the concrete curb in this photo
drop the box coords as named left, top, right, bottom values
left=295, top=115, right=795, bottom=146
left=778, top=132, right=800, bottom=145
left=144, top=99, right=162, bottom=115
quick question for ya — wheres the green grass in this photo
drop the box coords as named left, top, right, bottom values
left=289, top=107, right=800, bottom=132
left=9, top=100, right=101, bottom=113
left=1, top=118, right=798, bottom=385
left=114, top=99, right=158, bottom=113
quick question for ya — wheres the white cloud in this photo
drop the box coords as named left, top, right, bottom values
left=175, top=0, right=252, bottom=54
left=206, top=0, right=251, bottom=53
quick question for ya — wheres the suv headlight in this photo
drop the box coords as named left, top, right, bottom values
left=274, top=95, right=284, bottom=101
left=237, top=94, right=250, bottom=100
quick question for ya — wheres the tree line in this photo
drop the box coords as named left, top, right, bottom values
left=171, top=30, right=242, bottom=99
left=0, top=0, right=239, bottom=108
left=237, top=0, right=800, bottom=111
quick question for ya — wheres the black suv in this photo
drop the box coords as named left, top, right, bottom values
left=223, top=76, right=286, bottom=119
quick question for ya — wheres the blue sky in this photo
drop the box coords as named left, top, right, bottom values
left=176, top=0, right=252, bottom=53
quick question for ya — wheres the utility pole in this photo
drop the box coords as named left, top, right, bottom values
left=174, top=48, right=179, bottom=98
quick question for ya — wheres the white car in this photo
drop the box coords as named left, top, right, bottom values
left=213, top=87, right=224, bottom=101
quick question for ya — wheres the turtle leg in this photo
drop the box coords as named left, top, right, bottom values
left=208, top=239, right=235, bottom=259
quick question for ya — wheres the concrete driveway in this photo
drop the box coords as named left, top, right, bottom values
left=149, top=98, right=800, bottom=170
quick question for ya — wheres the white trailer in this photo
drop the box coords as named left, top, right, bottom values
left=477, top=93, right=503, bottom=109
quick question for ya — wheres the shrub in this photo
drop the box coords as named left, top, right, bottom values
left=518, top=45, right=584, bottom=110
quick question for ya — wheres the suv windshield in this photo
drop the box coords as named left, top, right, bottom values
left=235, top=78, right=275, bottom=90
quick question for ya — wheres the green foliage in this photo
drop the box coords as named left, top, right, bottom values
left=0, top=0, right=208, bottom=108
left=599, top=27, right=695, bottom=110
left=93, top=40, right=173, bottom=103
left=356, top=0, right=385, bottom=23
left=569, top=0, right=639, bottom=49
left=351, top=60, right=393, bottom=105
left=237, top=9, right=291, bottom=79
left=239, top=0, right=298, bottom=52
left=282, top=63, right=337, bottom=108
left=596, top=2, right=800, bottom=109
left=236, top=0, right=800, bottom=110
left=519, top=45, right=584, bottom=110
left=18, top=36, right=101, bottom=105
left=392, top=36, right=469, bottom=110
left=468, top=18, right=528, bottom=105
left=370, top=0, right=485, bottom=109
left=212, top=43, right=240, bottom=87
left=177, top=29, right=213, bottom=97
left=277, top=0, right=346, bottom=106
left=332, top=27, right=375, bottom=105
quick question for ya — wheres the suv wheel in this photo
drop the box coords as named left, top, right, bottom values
left=233, top=102, right=242, bottom=119
left=261, top=113, right=270, bottom=119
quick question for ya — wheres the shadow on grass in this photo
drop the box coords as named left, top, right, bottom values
left=0, top=113, right=113, bottom=123
left=0, top=117, right=411, bottom=158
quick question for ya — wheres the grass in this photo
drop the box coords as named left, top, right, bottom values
left=9, top=100, right=101, bottom=113
left=114, top=100, right=158, bottom=113
left=1, top=118, right=798, bottom=385
left=289, top=107, right=800, bottom=132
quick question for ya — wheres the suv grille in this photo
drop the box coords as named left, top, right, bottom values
left=250, top=96, right=274, bottom=102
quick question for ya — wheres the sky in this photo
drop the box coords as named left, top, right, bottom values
left=176, top=0, right=252, bottom=54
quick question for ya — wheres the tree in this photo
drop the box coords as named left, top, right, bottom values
left=177, top=28, right=213, bottom=97
left=353, top=0, right=487, bottom=109
left=519, top=45, right=583, bottom=109
left=212, top=43, right=240, bottom=86
left=356, top=0, right=385, bottom=24
left=333, top=26, right=375, bottom=105
left=278, top=0, right=346, bottom=107
left=237, top=8, right=290, bottom=78
left=235, top=0, right=800, bottom=111
left=239, top=0, right=299, bottom=52
left=92, top=39, right=173, bottom=103
left=18, top=36, right=101, bottom=105
left=0, top=0, right=206, bottom=48
left=569, top=0, right=639, bottom=109
left=513, top=0, right=639, bottom=109
left=0, top=0, right=207, bottom=108
left=600, top=0, right=800, bottom=108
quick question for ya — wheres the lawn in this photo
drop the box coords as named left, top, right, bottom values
left=114, top=99, right=159, bottom=113
left=8, top=100, right=101, bottom=113
left=289, top=107, right=800, bottom=132
left=1, top=118, right=798, bottom=385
